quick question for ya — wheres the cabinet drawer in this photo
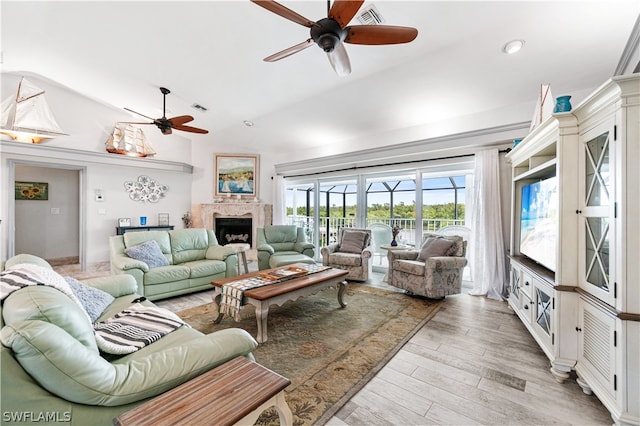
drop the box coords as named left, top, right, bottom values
left=517, top=291, right=533, bottom=324
left=521, top=272, right=533, bottom=297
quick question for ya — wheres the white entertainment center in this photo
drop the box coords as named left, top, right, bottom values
left=506, top=74, right=639, bottom=426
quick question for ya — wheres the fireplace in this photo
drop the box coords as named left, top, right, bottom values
left=191, top=203, right=273, bottom=253
left=215, top=217, right=252, bottom=245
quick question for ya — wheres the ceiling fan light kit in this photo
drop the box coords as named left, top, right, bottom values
left=252, top=0, right=418, bottom=76
left=311, top=18, right=346, bottom=52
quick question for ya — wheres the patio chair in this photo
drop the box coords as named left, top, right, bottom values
left=368, top=223, right=392, bottom=265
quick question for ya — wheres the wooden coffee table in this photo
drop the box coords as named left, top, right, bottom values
left=211, top=265, right=348, bottom=343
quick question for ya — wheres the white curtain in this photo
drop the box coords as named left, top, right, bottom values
left=468, top=149, right=507, bottom=300
left=272, top=175, right=286, bottom=225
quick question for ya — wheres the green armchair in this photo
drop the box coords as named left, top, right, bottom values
left=256, top=225, right=316, bottom=270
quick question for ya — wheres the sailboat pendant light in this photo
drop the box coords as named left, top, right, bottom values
left=0, top=77, right=68, bottom=144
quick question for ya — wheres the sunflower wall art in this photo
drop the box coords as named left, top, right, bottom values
left=15, top=182, right=48, bottom=200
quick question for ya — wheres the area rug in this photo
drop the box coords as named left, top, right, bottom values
left=177, top=284, right=442, bottom=425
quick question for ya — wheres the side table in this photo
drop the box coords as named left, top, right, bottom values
left=114, top=356, right=293, bottom=426
left=225, top=243, right=250, bottom=274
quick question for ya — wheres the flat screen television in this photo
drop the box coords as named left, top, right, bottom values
left=520, top=176, right=558, bottom=272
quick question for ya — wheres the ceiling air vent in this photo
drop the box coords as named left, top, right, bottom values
left=356, top=4, right=384, bottom=25
left=192, top=103, right=208, bottom=112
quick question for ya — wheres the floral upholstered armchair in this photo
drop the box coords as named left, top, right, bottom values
left=388, top=232, right=468, bottom=298
left=320, top=228, right=373, bottom=281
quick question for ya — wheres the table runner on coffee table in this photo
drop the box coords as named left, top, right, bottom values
left=220, top=264, right=329, bottom=321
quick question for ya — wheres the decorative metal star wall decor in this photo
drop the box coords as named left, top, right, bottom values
left=124, top=175, right=168, bottom=202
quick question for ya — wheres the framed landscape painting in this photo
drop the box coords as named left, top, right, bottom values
left=215, top=154, right=259, bottom=197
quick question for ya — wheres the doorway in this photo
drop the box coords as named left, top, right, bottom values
left=10, top=161, right=85, bottom=269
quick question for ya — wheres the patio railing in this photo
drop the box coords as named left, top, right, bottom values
left=286, top=216, right=464, bottom=248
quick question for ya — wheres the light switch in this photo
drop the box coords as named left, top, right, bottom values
left=50, top=207, right=60, bottom=215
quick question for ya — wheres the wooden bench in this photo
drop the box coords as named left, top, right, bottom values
left=211, top=266, right=349, bottom=343
left=114, top=356, right=293, bottom=426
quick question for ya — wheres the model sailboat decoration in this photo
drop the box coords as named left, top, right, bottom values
left=0, top=77, right=68, bottom=143
left=528, top=83, right=554, bottom=132
left=105, top=123, right=156, bottom=157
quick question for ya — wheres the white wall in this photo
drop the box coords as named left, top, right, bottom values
left=189, top=145, right=277, bottom=205
left=1, top=73, right=194, bottom=265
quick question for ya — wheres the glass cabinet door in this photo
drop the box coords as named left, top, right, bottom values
left=531, top=280, right=553, bottom=351
left=535, top=286, right=552, bottom=337
left=580, top=128, right=615, bottom=306
left=510, top=265, right=520, bottom=300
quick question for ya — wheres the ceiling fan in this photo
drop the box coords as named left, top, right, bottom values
left=251, top=0, right=418, bottom=76
left=124, top=87, right=208, bottom=135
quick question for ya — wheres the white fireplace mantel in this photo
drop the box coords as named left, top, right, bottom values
left=191, top=203, right=273, bottom=249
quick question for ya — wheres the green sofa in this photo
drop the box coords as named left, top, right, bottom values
left=110, top=228, right=238, bottom=301
left=0, top=254, right=258, bottom=426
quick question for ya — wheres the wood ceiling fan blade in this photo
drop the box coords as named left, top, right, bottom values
left=124, top=107, right=156, bottom=121
left=345, top=25, right=418, bottom=45
left=329, top=0, right=364, bottom=28
left=173, top=124, right=209, bottom=134
left=327, top=42, right=351, bottom=77
left=251, top=0, right=316, bottom=28
left=168, top=115, right=194, bottom=126
left=264, top=39, right=314, bottom=62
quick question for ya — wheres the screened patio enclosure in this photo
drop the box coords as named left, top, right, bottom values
left=285, top=173, right=469, bottom=270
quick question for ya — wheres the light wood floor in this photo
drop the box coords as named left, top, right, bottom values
left=327, top=283, right=612, bottom=426
left=57, top=264, right=612, bottom=425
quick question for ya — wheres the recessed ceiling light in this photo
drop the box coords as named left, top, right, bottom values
left=502, top=39, right=525, bottom=54
left=243, top=120, right=254, bottom=127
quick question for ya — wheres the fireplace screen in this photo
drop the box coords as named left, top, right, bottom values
left=215, top=218, right=252, bottom=245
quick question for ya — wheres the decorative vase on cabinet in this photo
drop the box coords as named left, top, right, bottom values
left=554, top=95, right=572, bottom=112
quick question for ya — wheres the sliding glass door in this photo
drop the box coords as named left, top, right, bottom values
left=283, top=168, right=471, bottom=271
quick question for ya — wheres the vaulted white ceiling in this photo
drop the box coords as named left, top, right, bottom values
left=2, top=1, right=638, bottom=156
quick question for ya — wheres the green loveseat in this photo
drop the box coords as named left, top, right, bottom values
left=1, top=254, right=258, bottom=426
left=110, top=228, right=238, bottom=301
